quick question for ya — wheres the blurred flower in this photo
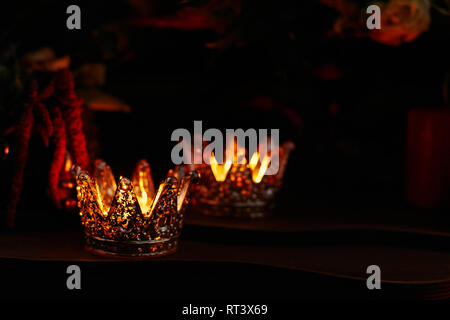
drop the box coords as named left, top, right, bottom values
left=370, top=0, right=431, bottom=45
left=74, top=63, right=106, bottom=88
left=321, top=0, right=432, bottom=46
left=21, top=47, right=70, bottom=73
left=126, top=0, right=241, bottom=34
left=77, top=88, right=131, bottom=113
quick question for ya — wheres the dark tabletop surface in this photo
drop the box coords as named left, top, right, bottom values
left=2, top=207, right=450, bottom=300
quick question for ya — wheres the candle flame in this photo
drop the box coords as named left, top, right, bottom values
left=132, top=160, right=155, bottom=215
left=249, top=152, right=259, bottom=171
left=94, top=160, right=117, bottom=216
left=210, top=153, right=232, bottom=182
left=64, top=156, right=73, bottom=172
left=209, top=150, right=272, bottom=184
left=76, top=159, right=196, bottom=226
left=251, top=152, right=272, bottom=183
left=139, top=189, right=151, bottom=214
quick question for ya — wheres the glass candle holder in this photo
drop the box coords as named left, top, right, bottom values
left=188, top=141, right=295, bottom=219
left=74, top=159, right=197, bottom=258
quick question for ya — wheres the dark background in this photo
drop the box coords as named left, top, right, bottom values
left=1, top=0, right=449, bottom=228
left=0, top=0, right=450, bottom=302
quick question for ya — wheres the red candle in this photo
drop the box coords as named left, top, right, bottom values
left=405, top=108, right=450, bottom=208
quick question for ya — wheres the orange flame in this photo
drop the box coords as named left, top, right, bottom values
left=135, top=176, right=152, bottom=214
left=210, top=153, right=232, bottom=182
left=132, top=160, right=155, bottom=215
left=85, top=159, right=194, bottom=219
left=94, top=160, right=117, bottom=216
left=250, top=152, right=271, bottom=183
left=209, top=147, right=272, bottom=184
left=64, top=156, right=73, bottom=173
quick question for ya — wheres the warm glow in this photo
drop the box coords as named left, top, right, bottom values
left=95, top=182, right=109, bottom=216
left=132, top=160, right=155, bottom=214
left=210, top=153, right=232, bottom=182
left=251, top=152, right=271, bottom=183
left=137, top=170, right=150, bottom=212
left=139, top=189, right=151, bottom=214
left=209, top=140, right=249, bottom=182
left=64, top=156, right=72, bottom=172
left=233, top=143, right=247, bottom=165
left=94, top=160, right=117, bottom=216
left=177, top=175, right=192, bottom=212
left=149, top=181, right=166, bottom=217
left=91, top=159, right=160, bottom=216
left=4, top=145, right=9, bottom=156
left=249, top=152, right=259, bottom=171
left=177, top=186, right=187, bottom=212
left=209, top=149, right=272, bottom=184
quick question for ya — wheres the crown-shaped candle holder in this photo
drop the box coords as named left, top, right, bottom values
left=188, top=141, right=295, bottom=218
left=74, top=159, right=197, bottom=258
